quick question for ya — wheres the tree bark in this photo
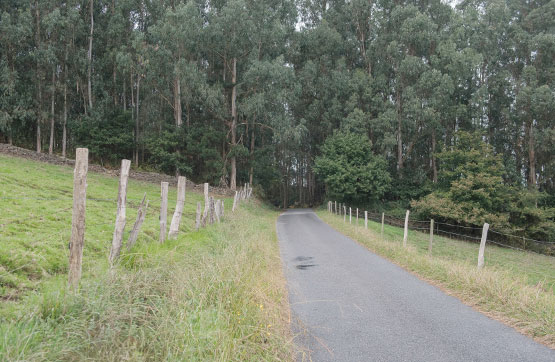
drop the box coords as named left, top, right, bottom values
left=35, top=0, right=42, bottom=153
left=87, top=0, right=94, bottom=110
left=527, top=120, right=536, bottom=188
left=249, top=125, right=255, bottom=185
left=174, top=73, right=182, bottom=126
left=62, top=47, right=68, bottom=158
left=109, top=159, right=131, bottom=265
left=431, top=129, right=437, bottom=183
left=134, top=74, right=140, bottom=167
left=230, top=57, right=238, bottom=190
left=396, top=86, right=403, bottom=171
left=49, top=68, right=55, bottom=155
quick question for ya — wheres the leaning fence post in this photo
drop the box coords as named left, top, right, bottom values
left=477, top=223, right=489, bottom=269
left=109, top=159, right=131, bottom=265
left=403, top=210, right=409, bottom=247
left=168, top=176, right=186, bottom=239
left=365, top=211, right=368, bottom=229
left=428, top=219, right=434, bottom=255
left=159, top=182, right=169, bottom=243
left=381, top=212, right=385, bottom=239
left=68, top=148, right=88, bottom=288
left=127, top=193, right=148, bottom=251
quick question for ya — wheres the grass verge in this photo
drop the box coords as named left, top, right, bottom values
left=0, top=154, right=293, bottom=360
left=317, top=210, right=555, bottom=348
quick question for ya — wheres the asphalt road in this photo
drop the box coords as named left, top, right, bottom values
left=277, top=209, right=554, bottom=362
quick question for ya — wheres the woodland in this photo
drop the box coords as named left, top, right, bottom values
left=0, top=0, right=554, bottom=240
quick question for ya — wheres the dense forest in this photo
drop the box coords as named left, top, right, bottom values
left=0, top=0, right=553, bottom=240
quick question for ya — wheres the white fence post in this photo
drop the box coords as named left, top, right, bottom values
left=477, top=223, right=490, bottom=269
left=364, top=211, right=368, bottom=229
left=349, top=207, right=352, bottom=224
left=403, top=210, right=409, bottom=247
left=356, top=208, right=359, bottom=225
left=68, top=148, right=88, bottom=288
left=428, top=219, right=434, bottom=255
left=343, top=206, right=346, bottom=222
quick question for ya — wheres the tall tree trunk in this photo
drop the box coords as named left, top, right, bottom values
left=123, top=76, right=127, bottom=111
left=49, top=68, right=55, bottom=155
left=431, top=129, right=437, bottom=183
left=134, top=74, right=140, bottom=167
left=174, top=73, right=182, bottom=126
left=249, top=125, right=255, bottom=185
left=35, top=0, right=42, bottom=153
left=527, top=120, right=536, bottom=188
left=62, top=46, right=68, bottom=158
left=396, top=87, right=403, bottom=171
left=230, top=57, right=237, bottom=190
left=87, top=0, right=94, bottom=110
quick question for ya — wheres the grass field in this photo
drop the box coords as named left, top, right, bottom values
left=0, top=154, right=293, bottom=360
left=317, top=210, right=555, bottom=348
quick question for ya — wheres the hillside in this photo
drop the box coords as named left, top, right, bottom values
left=0, top=153, right=292, bottom=360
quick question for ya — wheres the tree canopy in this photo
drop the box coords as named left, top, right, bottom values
left=0, top=0, right=553, bottom=239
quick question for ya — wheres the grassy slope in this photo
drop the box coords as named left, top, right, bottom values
left=317, top=210, right=555, bottom=348
left=0, top=154, right=293, bottom=361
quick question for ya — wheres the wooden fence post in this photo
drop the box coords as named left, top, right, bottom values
left=221, top=200, right=225, bottom=218
left=403, top=210, right=409, bottom=247
left=349, top=207, right=352, bottom=224
left=381, top=212, right=385, bottom=240
left=195, top=202, right=201, bottom=230
left=428, top=219, right=434, bottom=255
left=335, top=201, right=337, bottom=214
left=159, top=182, right=168, bottom=243
left=68, top=148, right=88, bottom=288
left=232, top=191, right=238, bottom=212
left=356, top=208, right=359, bottom=225
left=343, top=206, right=346, bottom=222
left=365, top=211, right=368, bottom=229
left=109, top=159, right=131, bottom=265
left=168, top=176, right=186, bottom=239
left=209, top=196, right=215, bottom=224
left=215, top=199, right=221, bottom=223
left=127, top=193, right=148, bottom=251
left=477, top=223, right=489, bottom=269
left=203, top=183, right=209, bottom=218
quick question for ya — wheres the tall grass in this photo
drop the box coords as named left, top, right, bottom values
left=318, top=210, right=555, bottom=348
left=0, top=154, right=293, bottom=360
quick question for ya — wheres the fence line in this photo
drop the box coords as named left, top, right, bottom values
left=1, top=148, right=254, bottom=288
left=327, top=201, right=555, bottom=259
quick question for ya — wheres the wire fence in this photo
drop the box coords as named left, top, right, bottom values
left=330, top=203, right=555, bottom=256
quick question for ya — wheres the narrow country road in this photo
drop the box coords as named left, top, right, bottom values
left=277, top=209, right=554, bottom=362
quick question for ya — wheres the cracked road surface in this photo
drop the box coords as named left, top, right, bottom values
left=277, top=209, right=554, bottom=362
